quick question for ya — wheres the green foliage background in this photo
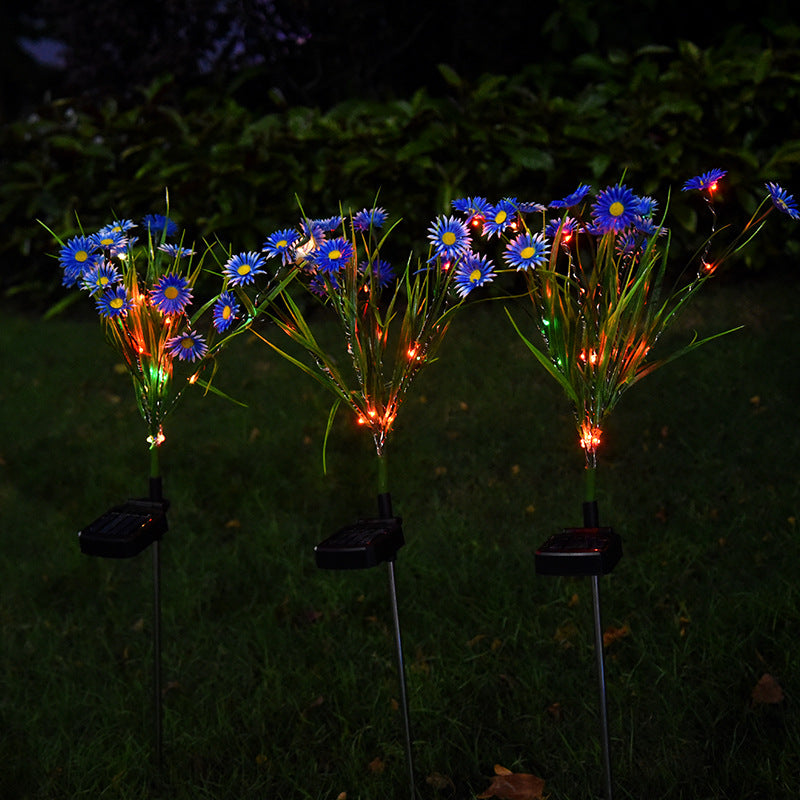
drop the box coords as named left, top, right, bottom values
left=3, top=27, right=800, bottom=307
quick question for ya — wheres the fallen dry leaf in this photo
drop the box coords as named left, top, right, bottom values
left=554, top=620, right=579, bottom=648
left=368, top=756, right=385, bottom=774
left=426, top=771, right=455, bottom=791
left=546, top=701, right=563, bottom=722
left=302, top=695, right=324, bottom=714
left=477, top=764, right=546, bottom=800
left=751, top=673, right=784, bottom=705
left=603, top=623, right=630, bottom=647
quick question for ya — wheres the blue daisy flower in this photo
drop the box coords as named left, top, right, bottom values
left=96, top=286, right=132, bottom=318
left=453, top=253, right=496, bottom=298
left=352, top=207, right=388, bottom=232
left=312, top=237, right=354, bottom=274
left=635, top=196, right=659, bottom=217
left=91, top=229, right=128, bottom=255
left=212, top=291, right=240, bottom=332
left=158, top=243, right=196, bottom=259
left=482, top=199, right=518, bottom=238
left=142, top=213, right=179, bottom=239
left=632, top=215, right=665, bottom=236
left=262, top=228, right=300, bottom=265
left=150, top=273, right=193, bottom=314
left=501, top=196, right=545, bottom=215
left=300, top=219, right=326, bottom=241
left=165, top=330, right=208, bottom=362
left=591, top=185, right=639, bottom=233
left=427, top=215, right=471, bottom=261
left=615, top=232, right=644, bottom=257
left=308, top=272, right=340, bottom=296
left=81, top=262, right=120, bottom=294
left=681, top=169, right=726, bottom=193
left=549, top=184, right=592, bottom=209
left=451, top=196, right=491, bottom=225
left=359, top=258, right=395, bottom=288
left=223, top=251, right=268, bottom=286
left=295, top=220, right=327, bottom=258
left=545, top=216, right=580, bottom=241
left=99, top=219, right=136, bottom=235
left=765, top=182, right=800, bottom=220
left=59, top=235, right=99, bottom=286
left=503, top=231, right=550, bottom=271
left=314, top=215, right=344, bottom=232
left=581, top=221, right=607, bottom=237
left=515, top=200, right=548, bottom=214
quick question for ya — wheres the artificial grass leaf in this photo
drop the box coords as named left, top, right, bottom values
left=751, top=673, right=784, bottom=705
left=477, top=764, right=546, bottom=799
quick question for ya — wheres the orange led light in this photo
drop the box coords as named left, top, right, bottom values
left=579, top=423, right=602, bottom=452
left=579, top=349, right=598, bottom=365
left=147, top=429, right=166, bottom=447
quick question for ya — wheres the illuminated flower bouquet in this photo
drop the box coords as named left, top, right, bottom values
left=452, top=173, right=798, bottom=798
left=51, top=213, right=249, bottom=495
left=45, top=208, right=288, bottom=769
left=222, top=204, right=498, bottom=797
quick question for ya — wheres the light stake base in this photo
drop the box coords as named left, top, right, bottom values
left=313, top=494, right=416, bottom=800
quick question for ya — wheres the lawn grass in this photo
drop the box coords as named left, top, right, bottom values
left=1, top=272, right=799, bottom=799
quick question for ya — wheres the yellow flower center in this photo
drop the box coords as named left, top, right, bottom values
left=277, top=239, right=287, bottom=248
left=609, top=201, right=625, bottom=217
left=442, top=231, right=457, bottom=246
left=110, top=297, right=124, bottom=309
left=520, top=246, right=535, bottom=259
left=76, top=250, right=89, bottom=262
left=470, top=269, right=482, bottom=283
left=181, top=337, right=194, bottom=350
left=100, top=237, right=114, bottom=246
left=494, top=210, right=507, bottom=224
left=99, top=276, right=110, bottom=285
left=329, top=249, right=342, bottom=260
left=222, top=306, right=232, bottom=320
left=237, top=264, right=252, bottom=276
left=164, top=286, right=179, bottom=299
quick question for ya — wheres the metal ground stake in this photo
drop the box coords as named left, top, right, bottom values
left=77, top=476, right=169, bottom=775
left=534, top=499, right=621, bottom=800
left=314, top=492, right=415, bottom=799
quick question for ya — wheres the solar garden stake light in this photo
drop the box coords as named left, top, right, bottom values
left=46, top=206, right=274, bottom=775
left=233, top=203, right=500, bottom=799
left=451, top=173, right=799, bottom=800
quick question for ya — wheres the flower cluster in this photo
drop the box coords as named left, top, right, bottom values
left=446, top=175, right=797, bottom=466
left=239, top=205, right=481, bottom=461
left=53, top=213, right=234, bottom=447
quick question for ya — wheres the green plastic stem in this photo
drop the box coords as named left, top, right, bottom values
left=584, top=463, right=597, bottom=504
left=377, top=451, right=389, bottom=496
